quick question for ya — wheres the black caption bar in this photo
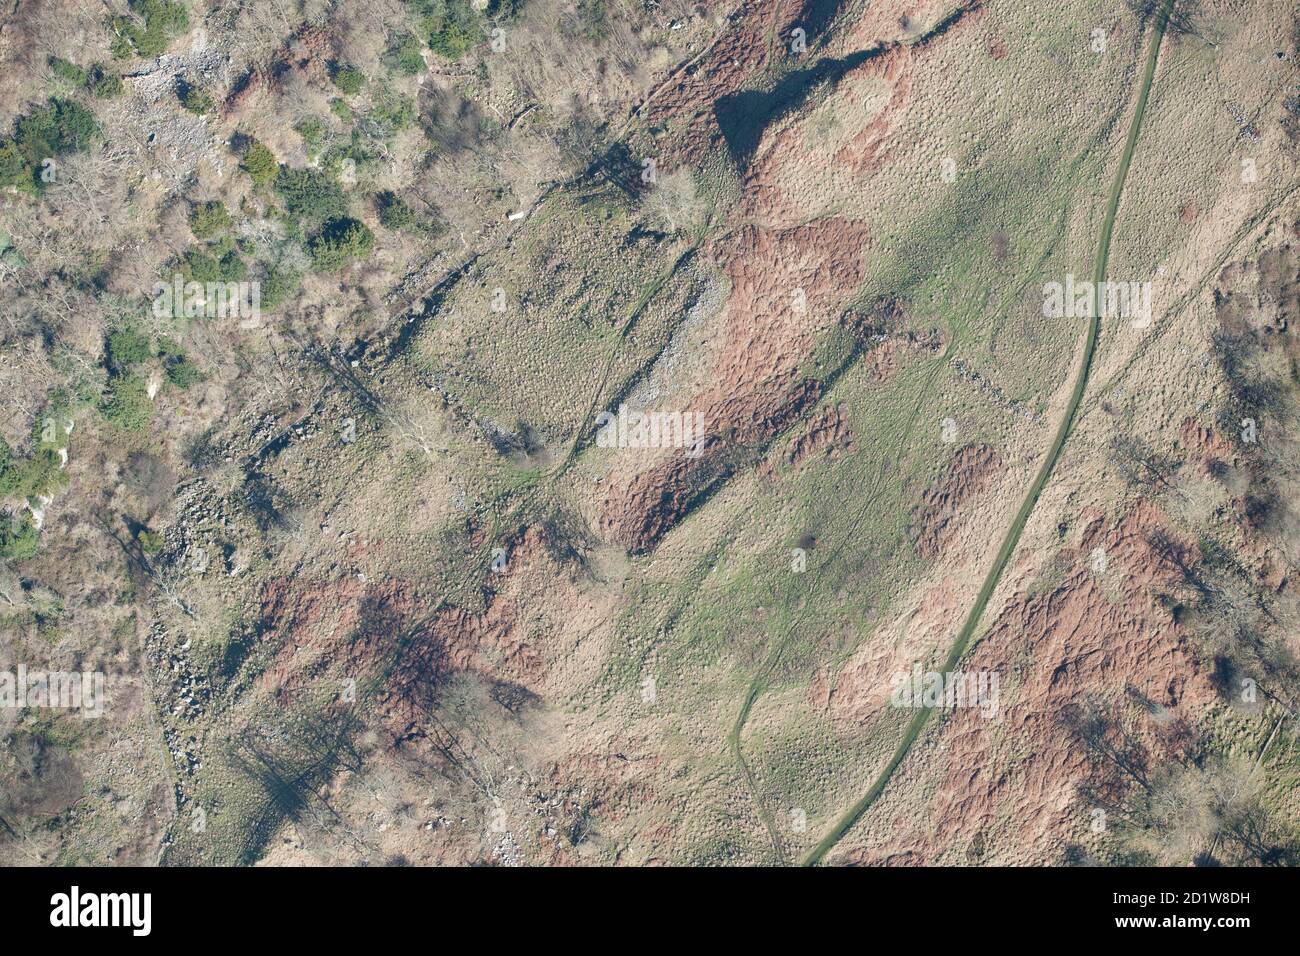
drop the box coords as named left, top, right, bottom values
left=0, top=865, right=1284, bottom=944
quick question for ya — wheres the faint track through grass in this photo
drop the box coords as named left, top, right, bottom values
left=729, top=621, right=794, bottom=863
left=728, top=355, right=944, bottom=860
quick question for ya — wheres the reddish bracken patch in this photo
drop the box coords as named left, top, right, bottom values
left=831, top=48, right=915, bottom=178
left=845, top=502, right=1215, bottom=864
left=597, top=216, right=869, bottom=553
left=785, top=402, right=856, bottom=467
left=253, top=526, right=561, bottom=737
left=597, top=379, right=823, bottom=553
left=594, top=2, right=980, bottom=556
left=1177, top=417, right=1237, bottom=476
left=910, top=444, right=1003, bottom=559
left=223, top=25, right=333, bottom=118
left=644, top=0, right=806, bottom=167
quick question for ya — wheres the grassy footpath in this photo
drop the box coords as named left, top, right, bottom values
left=729, top=665, right=789, bottom=863
left=800, top=0, right=1175, bottom=866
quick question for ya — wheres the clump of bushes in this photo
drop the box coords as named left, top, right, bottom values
left=241, top=140, right=278, bottom=188
left=88, top=66, right=125, bottom=99
left=412, top=0, right=484, bottom=59
left=0, top=98, right=98, bottom=193
left=48, top=56, right=87, bottom=86
left=307, top=217, right=374, bottom=271
left=46, top=58, right=124, bottom=98
left=106, top=327, right=152, bottom=375
left=0, top=440, right=67, bottom=502
left=178, top=241, right=247, bottom=283
left=275, top=166, right=349, bottom=225
left=329, top=97, right=354, bottom=123
left=0, top=397, right=78, bottom=560
left=387, top=34, right=426, bottom=75
left=98, top=327, right=201, bottom=431
left=189, top=200, right=231, bottom=240
left=376, top=190, right=415, bottom=229
left=109, top=0, right=190, bottom=59
left=0, top=513, right=39, bottom=560
left=178, top=79, right=216, bottom=115
left=260, top=266, right=302, bottom=310
left=369, top=90, right=416, bottom=135
left=330, top=64, right=365, bottom=95
left=0, top=230, right=17, bottom=267
left=137, top=528, right=164, bottom=553
left=575, top=0, right=607, bottom=41
left=487, top=0, right=527, bottom=18
left=157, top=337, right=202, bottom=388
left=100, top=374, right=153, bottom=432
left=295, top=118, right=326, bottom=159
left=260, top=148, right=381, bottom=275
